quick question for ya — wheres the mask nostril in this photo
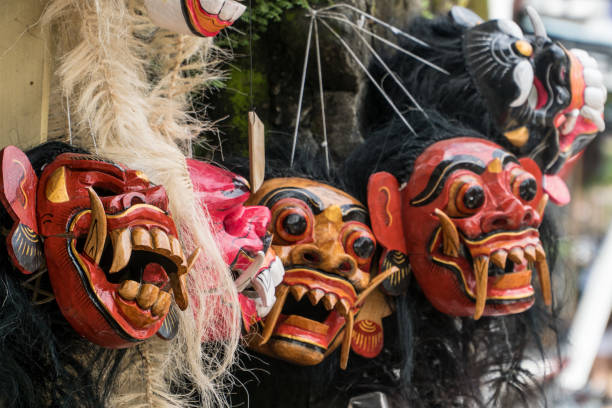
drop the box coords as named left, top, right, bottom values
left=302, top=251, right=321, bottom=264
left=523, top=212, right=533, bottom=225
left=491, top=218, right=507, bottom=229
left=338, top=261, right=352, bottom=273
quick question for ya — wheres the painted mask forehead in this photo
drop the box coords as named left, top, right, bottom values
left=408, top=137, right=515, bottom=196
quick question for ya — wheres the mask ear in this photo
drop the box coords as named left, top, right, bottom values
left=367, top=172, right=410, bottom=295
left=351, top=289, right=392, bottom=358
left=0, top=146, right=44, bottom=274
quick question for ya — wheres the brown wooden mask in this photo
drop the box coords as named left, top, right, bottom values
left=0, top=146, right=197, bottom=348
left=245, top=178, right=393, bottom=369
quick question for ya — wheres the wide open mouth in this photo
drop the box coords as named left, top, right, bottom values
left=255, top=267, right=357, bottom=366
left=431, top=222, right=551, bottom=319
left=68, top=189, right=197, bottom=337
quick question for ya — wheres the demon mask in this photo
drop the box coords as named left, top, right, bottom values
left=245, top=178, right=394, bottom=369
left=0, top=146, right=196, bottom=348
left=188, top=159, right=284, bottom=325
left=145, top=0, right=245, bottom=37
left=459, top=6, right=605, bottom=200
left=369, top=138, right=552, bottom=319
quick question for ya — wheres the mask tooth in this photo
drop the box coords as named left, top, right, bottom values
left=535, top=244, right=546, bottom=261
left=259, top=284, right=289, bottom=346
left=339, top=310, right=354, bottom=370
left=307, top=289, right=325, bottom=305
left=109, top=228, right=132, bottom=273
left=184, top=247, right=201, bottom=275
left=322, top=293, right=338, bottom=311
left=473, top=256, right=489, bottom=320
left=290, top=285, right=308, bottom=301
left=535, top=255, right=552, bottom=306
left=524, top=245, right=537, bottom=263
left=84, top=187, right=107, bottom=264
left=508, top=247, right=525, bottom=265
left=434, top=209, right=460, bottom=257
left=490, top=250, right=508, bottom=269
left=169, top=274, right=189, bottom=310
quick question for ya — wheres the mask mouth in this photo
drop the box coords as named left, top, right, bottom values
left=255, top=266, right=357, bottom=367
left=67, top=188, right=198, bottom=338
left=431, top=214, right=551, bottom=319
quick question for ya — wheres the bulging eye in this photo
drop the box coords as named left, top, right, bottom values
left=271, top=199, right=314, bottom=244
left=342, top=224, right=376, bottom=267
left=446, top=176, right=485, bottom=217
left=511, top=170, right=538, bottom=202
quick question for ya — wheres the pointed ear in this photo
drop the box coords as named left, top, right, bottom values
left=367, top=172, right=406, bottom=254
left=351, top=289, right=392, bottom=359
left=0, top=146, right=44, bottom=274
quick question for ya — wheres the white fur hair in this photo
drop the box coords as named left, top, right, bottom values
left=42, top=0, right=240, bottom=406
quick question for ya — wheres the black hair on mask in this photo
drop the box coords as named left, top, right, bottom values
left=342, top=111, right=564, bottom=407
left=0, top=142, right=127, bottom=408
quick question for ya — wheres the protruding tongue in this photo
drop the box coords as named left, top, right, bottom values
left=543, top=175, right=570, bottom=206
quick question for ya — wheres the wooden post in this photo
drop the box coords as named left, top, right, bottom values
left=0, top=0, right=51, bottom=149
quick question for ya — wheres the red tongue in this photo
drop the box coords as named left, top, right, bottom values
left=142, top=263, right=168, bottom=285
left=543, top=175, right=570, bottom=206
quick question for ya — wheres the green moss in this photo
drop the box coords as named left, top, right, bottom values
left=221, top=69, right=269, bottom=156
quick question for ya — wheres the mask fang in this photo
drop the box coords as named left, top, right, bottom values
left=84, top=187, right=107, bottom=264
left=259, top=284, right=289, bottom=346
left=434, top=209, right=460, bottom=257
left=535, top=245, right=552, bottom=305
left=473, top=256, right=489, bottom=320
left=355, top=266, right=398, bottom=307
left=340, top=310, right=354, bottom=370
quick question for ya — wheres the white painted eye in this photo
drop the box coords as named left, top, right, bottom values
left=527, top=84, right=538, bottom=109
left=511, top=60, right=534, bottom=107
left=199, top=0, right=224, bottom=15
left=498, top=19, right=524, bottom=39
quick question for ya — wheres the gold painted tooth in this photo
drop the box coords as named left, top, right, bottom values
left=535, top=244, right=546, bottom=261
left=491, top=250, right=508, bottom=269
left=307, top=289, right=325, bottom=305
left=109, top=228, right=132, bottom=273
left=339, top=311, right=354, bottom=370
left=336, top=298, right=350, bottom=316
left=152, top=291, right=172, bottom=316
left=118, top=280, right=140, bottom=301
left=473, top=256, right=489, bottom=320
left=151, top=228, right=171, bottom=254
left=290, top=285, right=308, bottom=301
left=260, top=284, right=289, bottom=346
left=132, top=227, right=152, bottom=249
left=170, top=235, right=184, bottom=259
left=508, top=247, right=525, bottom=265
left=524, top=245, right=537, bottom=263
left=137, top=283, right=160, bottom=309
left=434, top=209, right=460, bottom=257
left=169, top=274, right=189, bottom=310
left=536, top=257, right=552, bottom=306
left=322, top=293, right=338, bottom=311
left=84, top=187, right=107, bottom=264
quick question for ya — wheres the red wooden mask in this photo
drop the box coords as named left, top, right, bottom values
left=245, top=178, right=392, bottom=369
left=369, top=138, right=552, bottom=319
left=188, top=159, right=284, bottom=324
left=0, top=146, right=195, bottom=348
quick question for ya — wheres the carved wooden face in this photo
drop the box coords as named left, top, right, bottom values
left=1, top=147, right=193, bottom=348
left=247, top=178, right=377, bottom=367
left=188, top=159, right=284, bottom=320
left=145, top=0, right=246, bottom=37
left=403, top=138, right=551, bottom=318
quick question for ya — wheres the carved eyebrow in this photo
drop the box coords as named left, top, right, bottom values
left=494, top=149, right=520, bottom=167
left=257, top=187, right=325, bottom=214
left=410, top=154, right=486, bottom=207
left=341, top=204, right=369, bottom=225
